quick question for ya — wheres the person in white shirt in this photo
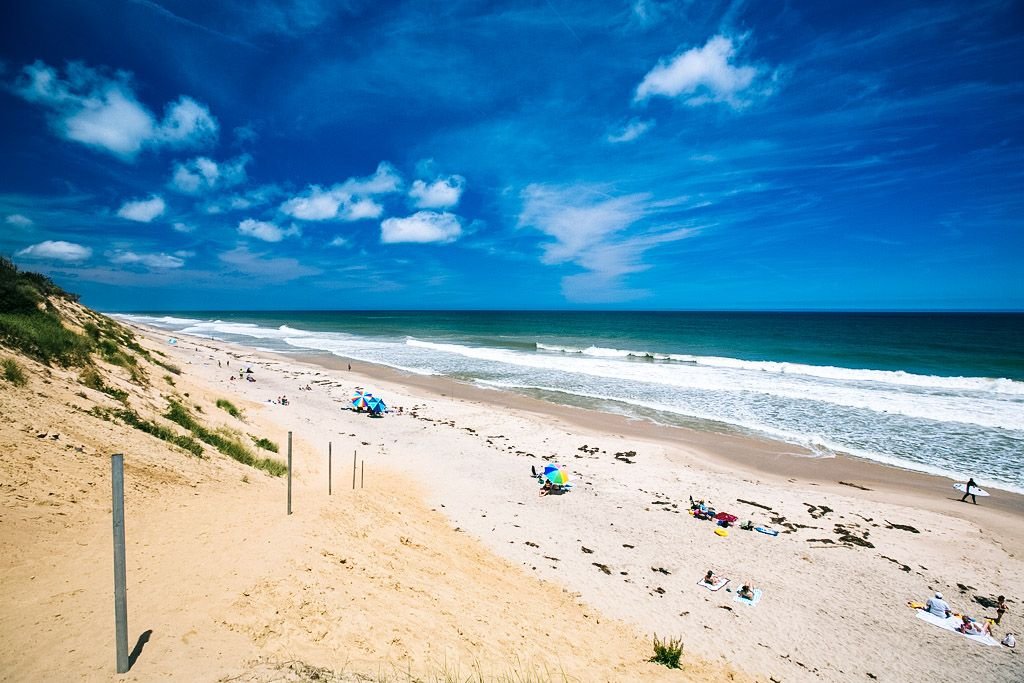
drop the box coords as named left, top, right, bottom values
left=925, top=591, right=951, bottom=618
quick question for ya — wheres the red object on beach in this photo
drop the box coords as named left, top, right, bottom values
left=714, top=512, right=738, bottom=523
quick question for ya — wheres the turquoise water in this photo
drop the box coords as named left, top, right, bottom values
left=119, top=311, right=1024, bottom=492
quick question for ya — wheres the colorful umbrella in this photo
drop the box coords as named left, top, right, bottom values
left=367, top=397, right=387, bottom=413
left=351, top=391, right=373, bottom=409
left=545, top=468, right=569, bottom=486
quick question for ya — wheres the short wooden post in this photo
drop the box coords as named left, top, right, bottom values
left=111, top=453, right=129, bottom=674
left=287, top=432, right=293, bottom=515
left=328, top=442, right=332, bottom=495
left=361, top=460, right=364, bottom=489
left=352, top=451, right=357, bottom=490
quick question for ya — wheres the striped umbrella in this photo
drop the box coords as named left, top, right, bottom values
left=351, top=391, right=373, bottom=409
left=545, top=468, right=569, bottom=486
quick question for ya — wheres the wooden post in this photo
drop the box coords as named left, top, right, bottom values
left=287, top=431, right=293, bottom=515
left=361, top=460, right=364, bottom=489
left=328, top=442, right=332, bottom=495
left=111, top=453, right=129, bottom=674
left=352, top=451, right=357, bottom=490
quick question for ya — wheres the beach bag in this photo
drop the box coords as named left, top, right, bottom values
left=1002, top=633, right=1016, bottom=648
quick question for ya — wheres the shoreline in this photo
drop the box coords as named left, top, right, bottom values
left=118, top=322, right=1024, bottom=681
left=289, top=348, right=1024, bottom=553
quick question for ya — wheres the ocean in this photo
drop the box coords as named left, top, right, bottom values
left=116, top=311, right=1024, bottom=493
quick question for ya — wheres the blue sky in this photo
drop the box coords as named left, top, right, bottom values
left=1, top=0, right=1021, bottom=311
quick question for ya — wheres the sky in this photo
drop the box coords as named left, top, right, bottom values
left=0, top=0, right=1022, bottom=311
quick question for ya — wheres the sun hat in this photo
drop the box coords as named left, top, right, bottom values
left=935, top=592, right=943, bottom=599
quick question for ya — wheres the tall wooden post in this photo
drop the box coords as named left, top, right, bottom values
left=287, top=431, right=293, bottom=515
left=111, top=453, right=129, bottom=674
left=361, top=460, right=364, bottom=489
left=328, top=442, right=332, bottom=495
left=352, top=451, right=357, bottom=490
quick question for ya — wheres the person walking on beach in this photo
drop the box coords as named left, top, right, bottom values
left=961, top=478, right=979, bottom=504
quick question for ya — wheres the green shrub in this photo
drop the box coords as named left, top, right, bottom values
left=79, top=366, right=129, bottom=403
left=91, top=406, right=204, bottom=457
left=216, top=398, right=242, bottom=419
left=164, top=374, right=176, bottom=386
left=154, top=358, right=181, bottom=375
left=0, top=312, right=92, bottom=366
left=165, top=400, right=285, bottom=476
left=650, top=634, right=683, bottom=669
left=2, top=357, right=27, bottom=386
left=253, top=437, right=278, bottom=453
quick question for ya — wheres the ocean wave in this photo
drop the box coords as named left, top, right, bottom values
left=535, top=342, right=1024, bottom=395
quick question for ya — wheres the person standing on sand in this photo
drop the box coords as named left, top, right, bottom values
left=961, top=478, right=979, bottom=504
left=996, top=595, right=1007, bottom=624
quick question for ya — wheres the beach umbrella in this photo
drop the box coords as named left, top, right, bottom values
left=351, top=393, right=372, bottom=409
left=714, top=512, right=738, bottom=524
left=368, top=397, right=387, bottom=413
left=542, top=464, right=561, bottom=477
left=545, top=468, right=569, bottom=486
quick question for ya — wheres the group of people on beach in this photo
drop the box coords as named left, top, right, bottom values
left=921, top=591, right=1013, bottom=643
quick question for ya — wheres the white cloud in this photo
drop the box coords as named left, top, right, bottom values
left=5, top=214, right=33, bottom=227
left=607, top=118, right=655, bottom=143
left=327, top=236, right=349, bottom=247
left=518, top=185, right=699, bottom=302
left=172, top=222, right=195, bottom=233
left=237, top=218, right=300, bottom=242
left=108, top=250, right=185, bottom=269
left=280, top=162, right=401, bottom=221
left=16, top=240, right=92, bottom=262
left=13, top=61, right=218, bottom=161
left=218, top=246, right=321, bottom=282
left=408, top=175, right=465, bottom=209
left=116, top=195, right=166, bottom=222
left=634, top=35, right=761, bottom=107
left=202, top=184, right=282, bottom=214
left=170, top=155, right=250, bottom=194
left=380, top=211, right=462, bottom=244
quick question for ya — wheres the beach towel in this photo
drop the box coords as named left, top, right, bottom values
left=915, top=611, right=999, bottom=646
left=698, top=577, right=730, bottom=591
left=734, top=589, right=763, bottom=607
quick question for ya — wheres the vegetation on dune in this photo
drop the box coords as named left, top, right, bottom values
left=166, top=400, right=286, bottom=476
left=216, top=398, right=243, bottom=419
left=649, top=634, right=684, bottom=669
left=252, top=436, right=279, bottom=453
left=2, top=357, right=27, bottom=386
left=90, top=406, right=204, bottom=457
left=79, top=366, right=129, bottom=403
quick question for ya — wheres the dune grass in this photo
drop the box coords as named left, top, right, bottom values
left=91, top=406, right=204, bottom=457
left=649, top=634, right=683, bottom=669
left=166, top=400, right=286, bottom=476
left=216, top=398, right=243, bottom=419
left=2, top=357, right=27, bottom=386
left=253, top=436, right=279, bottom=453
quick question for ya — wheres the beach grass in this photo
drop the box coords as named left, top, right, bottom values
left=2, top=357, right=27, bottom=386
left=79, top=367, right=129, bottom=403
left=649, top=634, right=683, bottom=669
left=166, top=400, right=286, bottom=476
left=253, top=436, right=279, bottom=453
left=91, top=406, right=204, bottom=457
left=241, top=658, right=572, bottom=682
left=216, top=398, right=243, bottom=419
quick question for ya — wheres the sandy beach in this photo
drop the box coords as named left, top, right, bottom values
left=2, top=322, right=1022, bottom=682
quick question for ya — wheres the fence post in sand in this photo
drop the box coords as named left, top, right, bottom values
left=328, top=442, right=332, bottom=495
left=111, top=453, right=129, bottom=674
left=352, top=451, right=357, bottom=490
left=287, top=431, right=293, bottom=515
left=361, top=460, right=364, bottom=489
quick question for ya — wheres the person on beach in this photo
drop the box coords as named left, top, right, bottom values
left=539, top=480, right=553, bottom=496
left=704, top=570, right=719, bottom=586
left=996, top=595, right=1007, bottom=624
left=957, top=615, right=991, bottom=636
left=738, top=583, right=756, bottom=600
left=925, top=592, right=952, bottom=618
left=960, top=478, right=979, bottom=504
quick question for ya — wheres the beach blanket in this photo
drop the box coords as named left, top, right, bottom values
left=915, top=610, right=999, bottom=646
left=734, top=588, right=763, bottom=606
left=698, top=577, right=730, bottom=591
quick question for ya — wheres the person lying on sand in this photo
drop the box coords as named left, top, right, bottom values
left=539, top=480, right=553, bottom=496
left=924, top=592, right=952, bottom=618
left=957, top=615, right=991, bottom=636
left=738, top=584, right=756, bottom=600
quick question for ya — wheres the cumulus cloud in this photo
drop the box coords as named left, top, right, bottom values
left=607, top=118, right=654, bottom=143
left=518, top=184, right=699, bottom=302
left=634, top=35, right=762, bottom=108
left=170, top=155, right=250, bottom=194
left=13, top=61, right=218, bottom=160
left=116, top=195, right=166, bottom=222
left=16, top=240, right=92, bottom=262
left=237, top=218, right=300, bottom=242
left=380, top=211, right=462, bottom=244
left=408, top=175, right=465, bottom=209
left=5, top=214, right=33, bottom=227
left=108, top=250, right=185, bottom=269
left=280, top=162, right=401, bottom=221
